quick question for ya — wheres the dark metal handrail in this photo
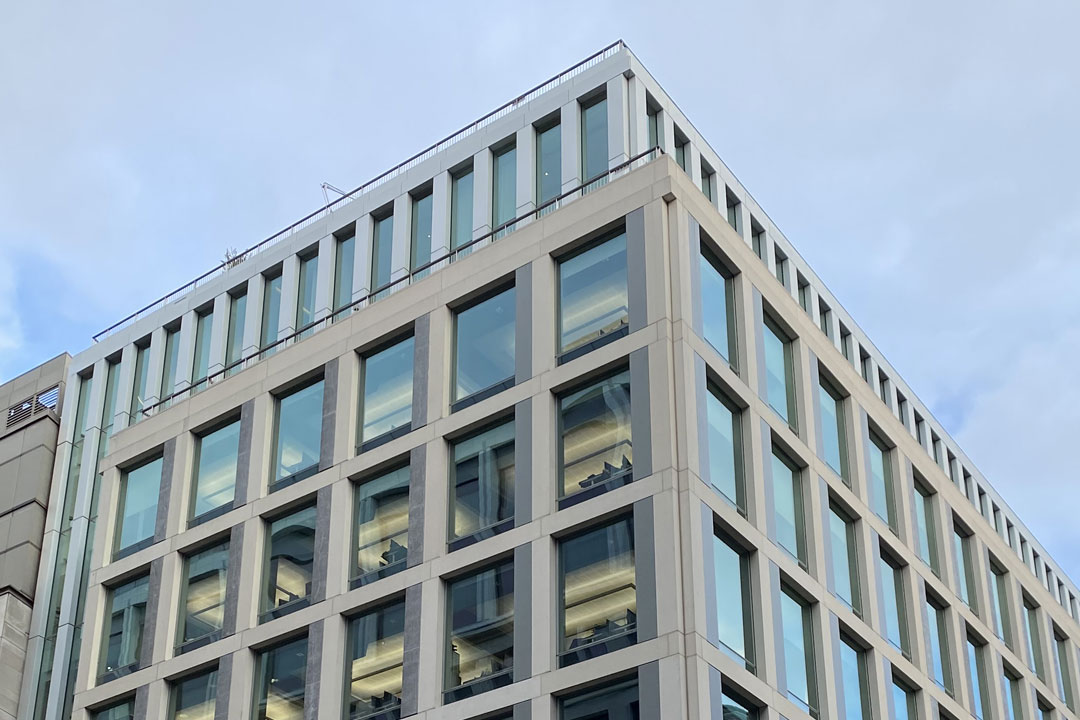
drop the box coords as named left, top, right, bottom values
left=137, top=146, right=662, bottom=418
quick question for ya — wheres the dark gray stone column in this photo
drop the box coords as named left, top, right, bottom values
left=213, top=652, right=235, bottom=720
left=513, top=543, right=532, bottom=682
left=411, top=314, right=431, bottom=429
left=234, top=399, right=256, bottom=506
left=515, top=264, right=533, bottom=384
left=132, top=683, right=151, bottom=720
left=638, top=659, right=662, bottom=720
left=311, top=484, right=333, bottom=603
left=400, top=584, right=423, bottom=716
left=626, top=206, right=648, bottom=332
left=140, top=556, right=165, bottom=670
left=407, top=446, right=425, bottom=568
left=629, top=347, right=652, bottom=480
left=222, top=523, right=245, bottom=637
left=514, top=398, right=532, bottom=527
left=154, top=437, right=178, bottom=542
left=633, top=496, right=657, bottom=642
left=318, top=358, right=339, bottom=472
left=304, top=620, right=324, bottom=720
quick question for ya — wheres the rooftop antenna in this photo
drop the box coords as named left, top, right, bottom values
left=322, top=182, right=348, bottom=208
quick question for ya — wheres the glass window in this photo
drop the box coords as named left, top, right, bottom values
left=225, top=291, right=247, bottom=375
left=1004, top=672, right=1024, bottom=720
left=868, top=432, right=896, bottom=527
left=93, top=699, right=135, bottom=720
left=98, top=574, right=149, bottom=680
left=818, top=377, right=847, bottom=480
left=100, top=359, right=121, bottom=452
left=559, top=517, right=636, bottom=666
left=114, top=456, right=162, bottom=555
left=161, top=326, right=181, bottom=401
left=558, top=369, right=632, bottom=503
left=360, top=337, right=414, bottom=447
left=271, top=379, right=324, bottom=490
left=261, top=272, right=282, bottom=351
left=192, top=309, right=213, bottom=390
left=914, top=483, right=939, bottom=572
left=557, top=231, right=628, bottom=357
left=954, top=525, right=977, bottom=611
left=334, top=234, right=356, bottom=312
left=990, top=565, right=1012, bottom=645
left=716, top=689, right=756, bottom=720
left=927, top=599, right=952, bottom=691
left=701, top=166, right=714, bottom=201
left=829, top=506, right=859, bottom=613
left=967, top=636, right=990, bottom=720
left=581, top=96, right=608, bottom=182
left=349, top=469, right=409, bottom=592
left=560, top=677, right=639, bottom=720
left=712, top=530, right=753, bottom=668
left=190, top=419, right=240, bottom=521
left=726, top=190, right=742, bottom=232
left=492, top=144, right=516, bottom=231
left=892, top=680, right=917, bottom=720
left=880, top=552, right=909, bottom=653
left=450, top=167, right=474, bottom=250
left=699, top=245, right=737, bottom=364
left=772, top=448, right=805, bottom=564
left=177, top=541, right=228, bottom=652
left=647, top=107, right=660, bottom=149
left=780, top=588, right=817, bottom=715
left=453, top=288, right=516, bottom=404
left=839, top=637, right=870, bottom=720
left=675, top=137, right=687, bottom=171
left=296, top=254, right=318, bottom=337
left=410, top=190, right=433, bottom=273
left=1025, top=601, right=1045, bottom=679
left=450, top=420, right=515, bottom=545
left=762, top=317, right=796, bottom=427
left=261, top=505, right=316, bottom=621
left=1055, top=632, right=1074, bottom=709
left=371, top=213, right=394, bottom=292
left=170, top=667, right=217, bottom=720
left=705, top=385, right=743, bottom=509
left=345, top=601, right=405, bottom=720
left=536, top=121, right=561, bottom=206
left=445, top=561, right=514, bottom=700
left=130, top=342, right=150, bottom=419
left=253, top=636, right=307, bottom=720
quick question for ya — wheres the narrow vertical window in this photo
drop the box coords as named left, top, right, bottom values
left=352, top=466, right=410, bottom=587
left=990, top=564, right=1011, bottom=645
left=1055, top=630, right=1075, bottom=710
left=450, top=166, right=474, bottom=250
left=700, top=163, right=714, bottom=202
left=410, top=190, right=433, bottom=273
left=449, top=420, right=515, bottom=546
left=296, top=253, right=318, bottom=337
left=452, top=287, right=516, bottom=406
left=225, top=290, right=247, bottom=375
left=557, top=231, right=628, bottom=358
left=345, top=601, right=405, bottom=719
left=161, top=326, right=181, bottom=403
left=260, top=272, right=283, bottom=355
left=828, top=505, right=860, bottom=613
left=751, top=218, right=766, bottom=260
left=130, top=341, right=150, bottom=420
left=647, top=106, right=661, bottom=149
left=169, top=667, right=217, bottom=720
left=253, top=636, right=307, bottom=720
left=927, top=598, right=952, bottom=691
left=867, top=431, right=896, bottom=528
left=818, top=377, right=847, bottom=481
left=445, top=561, right=515, bottom=701
left=333, top=233, right=356, bottom=313
left=675, top=131, right=688, bottom=171
left=914, top=482, right=939, bottom=572
left=726, top=188, right=742, bottom=232
left=270, top=379, right=324, bottom=490
left=780, top=588, right=817, bottom=716
left=371, top=212, right=394, bottom=293
left=953, top=523, right=977, bottom=611
left=359, top=336, right=415, bottom=448
left=190, top=418, right=240, bottom=522
left=114, top=456, right=163, bottom=556
left=260, top=505, right=316, bottom=622
left=772, top=448, right=806, bottom=565
left=192, top=308, right=213, bottom=391
left=536, top=120, right=561, bottom=207
left=879, top=552, right=910, bottom=654
left=705, top=385, right=743, bottom=510
left=177, top=541, right=228, bottom=653
left=98, top=574, right=149, bottom=681
left=558, top=517, right=636, bottom=666
left=492, top=143, right=517, bottom=233
left=557, top=369, right=632, bottom=504
left=581, top=95, right=608, bottom=183
left=967, top=635, right=991, bottom=720
left=892, top=680, right=917, bottom=720
left=99, top=359, right=121, bottom=454
left=1003, top=671, right=1024, bottom=720
left=839, top=637, right=870, bottom=720
left=699, top=243, right=737, bottom=364
left=762, top=316, right=796, bottom=428
left=712, top=530, right=753, bottom=669
left=1025, top=601, right=1045, bottom=680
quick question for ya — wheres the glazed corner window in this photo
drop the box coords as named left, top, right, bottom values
left=260, top=505, right=316, bottom=622
left=557, top=231, right=629, bottom=359
left=191, top=308, right=213, bottom=391
left=780, top=587, right=818, bottom=717
left=705, top=384, right=743, bottom=510
left=253, top=635, right=307, bottom=720
left=818, top=376, right=847, bottom=481
left=867, top=431, right=896, bottom=528
left=353, top=466, right=410, bottom=587
left=114, top=455, right=163, bottom=557
left=762, top=315, right=796, bottom=429
left=561, top=677, right=639, bottom=720
left=492, top=142, right=517, bottom=232
left=260, top=271, right=283, bottom=352
left=914, top=481, right=940, bottom=573
left=170, top=666, right=217, bottom=720
left=953, top=522, right=977, bottom=611
left=771, top=447, right=806, bottom=565
left=371, top=211, right=394, bottom=293
left=839, top=636, right=870, bottom=720
left=98, top=574, right=149, bottom=682
left=296, top=253, right=318, bottom=338
left=345, top=601, right=405, bottom=720
left=449, top=420, right=515, bottom=547
left=712, top=529, right=754, bottom=669
left=177, top=541, right=228, bottom=653
left=453, top=287, right=516, bottom=407
left=967, top=634, right=991, bottom=720
left=445, top=561, right=515, bottom=701
left=559, top=516, right=636, bottom=667
left=927, top=598, right=953, bottom=691
left=879, top=551, right=910, bottom=654
left=410, top=189, right=433, bottom=273
left=270, top=379, right=324, bottom=491
left=450, top=166, right=474, bottom=250
left=92, top=699, right=135, bottom=720
left=359, top=336, right=415, bottom=449
left=190, top=418, right=241, bottom=523
left=557, top=369, right=632, bottom=506
left=699, top=242, right=737, bottom=365
left=828, top=505, right=860, bottom=614
left=581, top=94, right=608, bottom=183
left=333, top=233, right=356, bottom=313
left=536, top=120, right=562, bottom=206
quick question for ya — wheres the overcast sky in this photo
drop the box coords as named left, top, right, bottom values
left=3, top=2, right=1079, bottom=578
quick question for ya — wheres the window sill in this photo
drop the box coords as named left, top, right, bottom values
left=350, top=560, right=406, bottom=590
left=443, top=668, right=514, bottom=704
left=176, top=631, right=222, bottom=655
left=97, top=662, right=138, bottom=685
left=113, top=536, right=156, bottom=562
left=359, top=424, right=413, bottom=454
left=269, top=464, right=319, bottom=493
left=558, top=469, right=633, bottom=511
left=349, top=701, right=402, bottom=720
left=558, top=626, right=637, bottom=668
left=260, top=597, right=310, bottom=624
left=450, top=377, right=515, bottom=414
left=188, top=502, right=235, bottom=528
left=448, top=519, right=514, bottom=552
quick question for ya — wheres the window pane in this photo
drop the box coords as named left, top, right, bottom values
left=262, top=506, right=316, bottom=620
left=914, top=487, right=937, bottom=570
left=840, top=639, right=869, bottom=720
left=780, top=589, right=816, bottom=713
left=772, top=451, right=804, bottom=563
left=93, top=700, right=135, bottom=720
left=346, top=601, right=405, bottom=720
left=1056, top=634, right=1074, bottom=708
left=371, top=215, right=394, bottom=291
left=354, top=467, right=410, bottom=583
left=717, top=690, right=755, bottom=720
left=558, top=233, right=628, bottom=354
left=450, top=169, right=474, bottom=250
left=254, top=636, right=307, bottom=720
left=928, top=601, right=951, bottom=690
left=130, top=344, right=150, bottom=418
left=334, top=234, right=356, bottom=312
left=954, top=528, right=975, bottom=609
left=559, top=369, right=632, bottom=500
left=819, top=380, right=846, bottom=479
left=171, top=667, right=217, bottom=720
left=115, top=457, right=162, bottom=553
left=272, top=380, right=323, bottom=487
left=880, top=554, right=908, bottom=652
left=581, top=97, right=608, bottom=182
left=968, top=637, right=988, bottom=720
left=763, top=319, right=793, bottom=425
left=445, top=562, right=514, bottom=696
left=361, top=337, right=414, bottom=444
left=829, top=508, right=858, bottom=611
left=706, top=387, right=741, bottom=508
left=1003, top=673, right=1023, bottom=720
left=296, top=254, right=318, bottom=335
left=226, top=292, right=247, bottom=374
left=191, top=420, right=240, bottom=519
left=492, top=145, right=516, bottom=229
left=450, top=421, right=515, bottom=542
left=713, top=532, right=752, bottom=666
left=192, top=310, right=213, bottom=387
left=536, top=122, right=561, bottom=205
left=178, top=541, right=228, bottom=647
left=1025, top=603, right=1044, bottom=678
left=700, top=248, right=736, bottom=363
left=560, top=678, right=638, bottom=720
left=868, top=434, right=894, bottom=526
left=453, top=288, right=516, bottom=402
left=161, top=327, right=180, bottom=400
left=261, top=274, right=282, bottom=350
left=99, top=575, right=149, bottom=678
left=991, top=567, right=1010, bottom=643
left=560, top=517, right=636, bottom=664
left=892, top=682, right=915, bottom=720
left=410, top=191, right=433, bottom=272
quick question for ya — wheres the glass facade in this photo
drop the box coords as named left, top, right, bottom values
left=450, top=167, right=474, bottom=250
left=99, top=574, right=149, bottom=681
left=557, top=232, right=628, bottom=356
left=880, top=553, right=909, bottom=653
left=762, top=317, right=795, bottom=427
left=296, top=254, right=318, bottom=337
left=360, top=337, right=414, bottom=446
left=410, top=190, right=433, bottom=272
left=449, top=420, right=515, bottom=544
left=353, top=467, right=410, bottom=584
left=190, top=419, right=240, bottom=521
left=445, top=561, right=514, bottom=699
left=558, top=369, right=632, bottom=501
left=772, top=449, right=805, bottom=564
left=261, top=272, right=282, bottom=351
left=261, top=506, right=316, bottom=621
left=226, top=291, right=247, bottom=374
left=536, top=121, right=561, bottom=206
left=713, top=531, right=753, bottom=667
left=345, top=602, right=405, bottom=720
left=581, top=96, right=608, bottom=182
left=706, top=385, right=742, bottom=509
left=371, top=214, right=394, bottom=292
left=192, top=309, right=213, bottom=389
left=334, top=234, right=356, bottom=312
left=818, top=378, right=846, bottom=480
left=114, top=456, right=162, bottom=556
left=177, top=541, right=228, bottom=651
left=453, top=288, right=515, bottom=404
left=829, top=506, right=859, bottom=612
left=170, top=667, right=217, bottom=720
left=492, top=144, right=516, bottom=231
left=559, top=517, right=636, bottom=666
left=839, top=637, right=869, bottom=720
left=253, top=636, right=307, bottom=720
left=700, top=245, right=736, bottom=363
left=780, top=588, right=817, bottom=715
left=271, top=379, right=323, bottom=489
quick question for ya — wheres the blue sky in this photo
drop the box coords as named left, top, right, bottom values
left=3, top=1, right=1079, bottom=577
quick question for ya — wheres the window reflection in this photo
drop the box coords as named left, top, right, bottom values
left=445, top=562, right=514, bottom=701
left=191, top=419, right=240, bottom=521
left=699, top=245, right=736, bottom=363
left=178, top=541, right=228, bottom=651
left=271, top=380, right=323, bottom=490
left=99, top=574, right=149, bottom=681
left=559, top=369, right=632, bottom=503
left=772, top=449, right=805, bottom=564
left=261, top=506, right=316, bottom=621
left=453, top=288, right=515, bottom=405
left=171, top=667, right=217, bottom=720
left=296, top=254, right=318, bottom=338
left=762, top=317, right=795, bottom=427
left=346, top=602, right=405, bottom=720
left=371, top=214, right=394, bottom=293
left=360, top=337, right=414, bottom=447
left=261, top=273, right=282, bottom=354
left=780, top=588, right=817, bottom=715
left=706, top=386, right=742, bottom=509
left=115, top=456, right=162, bottom=556
left=558, top=233, right=628, bottom=357
left=450, top=168, right=474, bottom=251
left=254, top=636, right=307, bottom=720
left=560, top=677, right=638, bottom=720
left=536, top=121, right=561, bottom=207
left=353, top=467, right=410, bottom=585
left=450, top=421, right=514, bottom=545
